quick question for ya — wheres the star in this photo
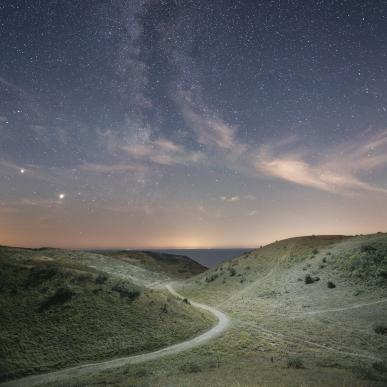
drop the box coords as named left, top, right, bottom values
left=59, top=193, right=65, bottom=200
left=20, top=169, right=25, bottom=174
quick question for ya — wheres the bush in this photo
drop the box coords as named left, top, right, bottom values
left=134, top=369, right=149, bottom=377
left=95, top=274, right=108, bottom=284
left=287, top=357, right=304, bottom=369
left=312, top=249, right=319, bottom=255
left=305, top=274, right=321, bottom=284
left=180, top=363, right=202, bottom=373
left=327, top=281, right=336, bottom=288
left=112, top=283, right=140, bottom=301
left=361, top=245, right=376, bottom=253
left=374, top=323, right=387, bottom=335
left=229, top=268, right=236, bottom=277
left=182, top=298, right=190, bottom=304
left=205, top=273, right=219, bottom=282
left=38, top=287, right=74, bottom=312
left=25, top=265, right=59, bottom=288
left=372, top=361, right=387, bottom=373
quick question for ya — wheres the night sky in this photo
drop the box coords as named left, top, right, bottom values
left=1, top=0, right=386, bottom=248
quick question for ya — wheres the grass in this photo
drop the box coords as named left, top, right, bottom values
left=0, top=247, right=215, bottom=381
left=2, top=233, right=387, bottom=386
left=81, top=233, right=385, bottom=387
left=98, top=250, right=207, bottom=279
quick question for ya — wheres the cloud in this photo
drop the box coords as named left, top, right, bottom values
left=176, top=90, right=245, bottom=154
left=256, top=130, right=387, bottom=194
left=220, top=196, right=240, bottom=202
left=20, top=198, right=63, bottom=208
left=121, top=128, right=204, bottom=166
left=220, top=194, right=256, bottom=202
left=81, top=162, right=146, bottom=173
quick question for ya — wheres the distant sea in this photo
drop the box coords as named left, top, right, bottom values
left=149, top=248, right=253, bottom=268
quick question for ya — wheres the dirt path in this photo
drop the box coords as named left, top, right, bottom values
left=1, top=284, right=229, bottom=387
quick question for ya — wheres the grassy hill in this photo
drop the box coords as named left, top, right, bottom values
left=98, top=250, right=206, bottom=279
left=61, top=233, right=387, bottom=387
left=0, top=246, right=215, bottom=382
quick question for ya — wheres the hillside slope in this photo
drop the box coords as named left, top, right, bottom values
left=99, top=250, right=206, bottom=279
left=0, top=247, right=214, bottom=382
left=66, top=234, right=387, bottom=387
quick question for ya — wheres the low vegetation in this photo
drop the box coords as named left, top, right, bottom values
left=287, top=357, right=304, bottom=369
left=2, top=233, right=387, bottom=386
left=0, top=247, right=215, bottom=381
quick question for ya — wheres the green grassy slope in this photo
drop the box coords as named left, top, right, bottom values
left=99, top=250, right=206, bottom=279
left=65, top=234, right=387, bottom=387
left=0, top=247, right=215, bottom=382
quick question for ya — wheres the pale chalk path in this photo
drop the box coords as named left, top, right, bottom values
left=1, top=284, right=230, bottom=387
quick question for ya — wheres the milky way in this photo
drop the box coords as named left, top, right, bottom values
left=1, top=1, right=386, bottom=248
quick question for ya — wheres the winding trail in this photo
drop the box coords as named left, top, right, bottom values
left=1, top=284, right=229, bottom=387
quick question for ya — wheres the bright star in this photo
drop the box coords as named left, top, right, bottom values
left=59, top=193, right=65, bottom=200
left=20, top=169, right=25, bottom=174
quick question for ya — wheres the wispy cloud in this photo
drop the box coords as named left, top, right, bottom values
left=256, top=130, right=387, bottom=194
left=81, top=162, right=146, bottom=173
left=220, top=195, right=256, bottom=202
left=121, top=128, right=204, bottom=166
left=177, top=90, right=245, bottom=154
left=20, top=198, right=63, bottom=208
left=220, top=196, right=240, bottom=202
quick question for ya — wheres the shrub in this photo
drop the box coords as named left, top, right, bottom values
left=312, top=249, right=319, bottom=255
left=287, top=357, right=304, bottom=369
left=182, top=298, right=190, bottom=304
left=361, top=245, right=376, bottom=253
left=134, top=369, right=149, bottom=377
left=229, top=268, right=236, bottom=277
left=374, top=323, right=387, bottom=335
left=25, top=265, right=59, bottom=288
left=38, top=287, right=74, bottom=312
left=180, top=363, right=202, bottom=373
left=112, top=283, right=140, bottom=301
left=327, top=281, right=336, bottom=288
left=95, top=274, right=108, bottom=284
left=304, top=275, right=314, bottom=284
left=205, top=273, right=219, bottom=282
left=372, top=361, right=387, bottom=373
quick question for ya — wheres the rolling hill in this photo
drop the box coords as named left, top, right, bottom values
left=0, top=246, right=214, bottom=382
left=58, top=233, right=387, bottom=387
left=98, top=250, right=206, bottom=279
